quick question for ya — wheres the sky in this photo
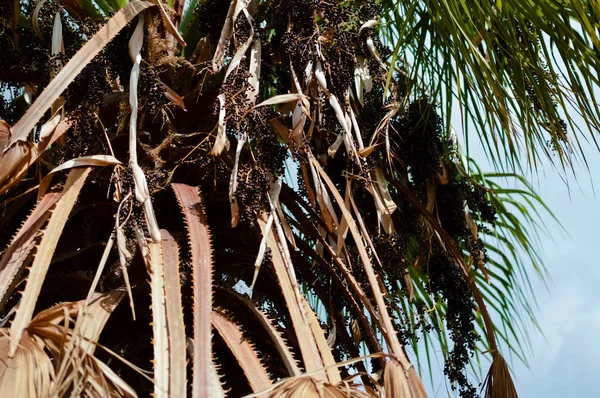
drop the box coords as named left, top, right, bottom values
left=421, top=127, right=600, bottom=397
left=506, top=144, right=600, bottom=397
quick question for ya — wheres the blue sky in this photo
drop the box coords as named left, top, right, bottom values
left=508, top=145, right=600, bottom=397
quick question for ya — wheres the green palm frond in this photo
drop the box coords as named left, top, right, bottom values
left=380, top=0, right=600, bottom=170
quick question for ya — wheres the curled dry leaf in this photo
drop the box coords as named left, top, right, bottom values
left=224, top=8, right=255, bottom=82
left=128, top=14, right=161, bottom=243
left=211, top=94, right=230, bottom=156
left=229, top=132, right=247, bottom=227
left=38, top=154, right=122, bottom=197
left=51, top=10, right=63, bottom=59
left=0, top=141, right=35, bottom=197
left=147, top=0, right=187, bottom=47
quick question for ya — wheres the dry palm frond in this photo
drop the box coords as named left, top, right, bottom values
left=266, top=376, right=373, bottom=398
left=148, top=241, right=169, bottom=398
left=0, top=332, right=54, bottom=398
left=9, top=167, right=91, bottom=356
left=222, top=290, right=301, bottom=376
left=482, top=354, right=518, bottom=398
left=257, top=214, right=325, bottom=378
left=383, top=360, right=412, bottom=398
left=0, top=192, right=61, bottom=310
left=0, top=291, right=134, bottom=398
left=172, top=183, right=216, bottom=396
left=300, top=296, right=341, bottom=385
left=161, top=229, right=187, bottom=398
left=211, top=309, right=272, bottom=391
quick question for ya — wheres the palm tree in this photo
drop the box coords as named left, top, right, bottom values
left=0, top=0, right=595, bottom=397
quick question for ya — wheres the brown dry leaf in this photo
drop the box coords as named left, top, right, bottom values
left=300, top=297, right=342, bottom=384
left=0, top=108, right=73, bottom=195
left=191, top=36, right=213, bottom=63
left=42, top=289, right=126, bottom=389
left=211, top=310, right=272, bottom=391
left=161, top=229, right=187, bottom=398
left=25, top=293, right=136, bottom=398
left=164, top=84, right=186, bottom=110
left=270, top=118, right=291, bottom=144
left=257, top=214, right=325, bottom=378
left=358, top=144, right=378, bottom=158
left=9, top=167, right=91, bottom=356
left=0, top=332, right=54, bottom=398
left=229, top=132, right=247, bottom=227
left=349, top=320, right=363, bottom=349
left=383, top=360, right=412, bottom=398
left=0, top=120, right=10, bottom=147
left=483, top=354, right=518, bottom=398
left=406, top=366, right=427, bottom=398
left=77, top=291, right=125, bottom=355
left=171, top=183, right=216, bottom=397
left=370, top=167, right=396, bottom=234
left=0, top=192, right=61, bottom=311
left=0, top=139, right=36, bottom=196
left=306, top=159, right=338, bottom=232
left=373, top=168, right=397, bottom=218
left=437, top=161, right=449, bottom=185
left=148, top=241, right=169, bottom=398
